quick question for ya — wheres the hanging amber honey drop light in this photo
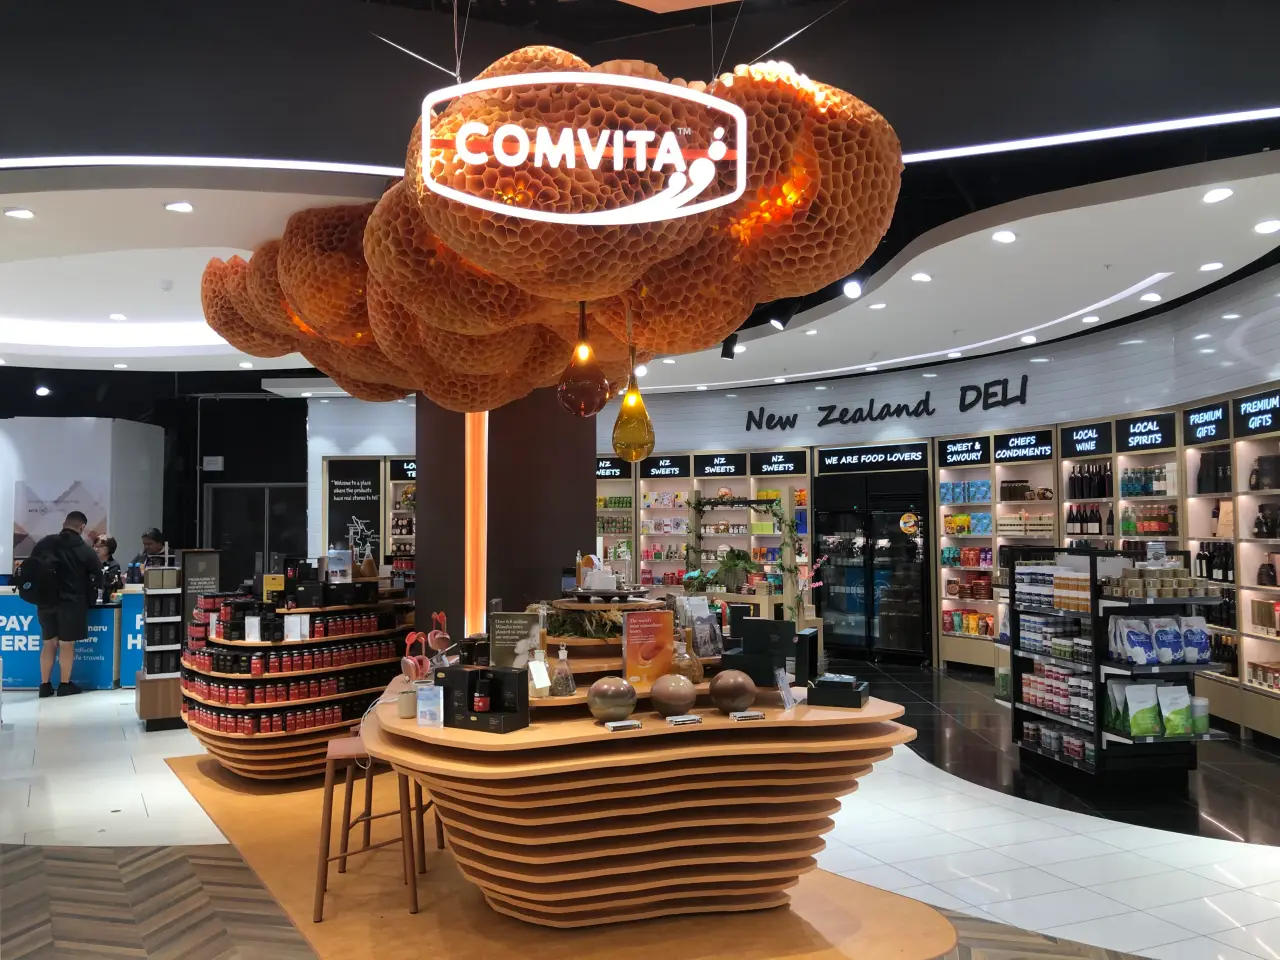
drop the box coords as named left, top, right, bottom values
left=556, top=301, right=611, bottom=417
left=612, top=308, right=655, bottom=461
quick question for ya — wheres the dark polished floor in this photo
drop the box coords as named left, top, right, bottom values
left=851, top=661, right=1280, bottom=846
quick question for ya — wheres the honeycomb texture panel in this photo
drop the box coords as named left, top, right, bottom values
left=277, top=203, right=377, bottom=344
left=245, top=239, right=306, bottom=339
left=200, top=257, right=295, bottom=358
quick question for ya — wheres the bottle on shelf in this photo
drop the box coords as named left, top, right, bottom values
left=1105, top=506, right=1114, bottom=536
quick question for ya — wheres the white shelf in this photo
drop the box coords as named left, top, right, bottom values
left=144, top=644, right=182, bottom=652
left=145, top=616, right=182, bottom=623
left=143, top=588, right=182, bottom=595
left=1015, top=702, right=1094, bottom=732
left=144, top=671, right=182, bottom=679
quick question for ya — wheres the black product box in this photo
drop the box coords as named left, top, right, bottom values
left=433, top=664, right=529, bottom=733
left=295, top=582, right=324, bottom=609
left=324, top=582, right=355, bottom=607
left=806, top=677, right=870, bottom=709
left=726, top=603, right=752, bottom=639
left=722, top=618, right=807, bottom=687
left=352, top=581, right=378, bottom=605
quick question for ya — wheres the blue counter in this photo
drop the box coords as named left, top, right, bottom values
left=0, top=593, right=144, bottom=690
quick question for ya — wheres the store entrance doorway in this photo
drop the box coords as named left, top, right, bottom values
left=203, top=483, right=307, bottom=591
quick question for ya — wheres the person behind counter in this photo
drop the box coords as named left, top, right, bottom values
left=95, top=535, right=122, bottom=599
left=27, top=511, right=103, bottom=698
left=131, top=527, right=168, bottom=571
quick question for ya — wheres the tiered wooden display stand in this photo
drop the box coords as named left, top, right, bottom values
left=363, top=679, right=916, bottom=929
left=182, top=596, right=413, bottom=779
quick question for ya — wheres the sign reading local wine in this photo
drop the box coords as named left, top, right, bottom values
left=817, top=442, right=928, bottom=474
left=595, top=456, right=632, bottom=479
left=1060, top=421, right=1113, bottom=457
left=388, top=458, right=417, bottom=481
left=1183, top=402, right=1230, bottom=446
left=937, top=436, right=990, bottom=467
left=1115, top=412, right=1176, bottom=451
left=326, top=458, right=383, bottom=556
left=749, top=450, right=808, bottom=475
left=992, top=429, right=1054, bottom=461
left=693, top=452, right=747, bottom=477
left=423, top=73, right=747, bottom=226
left=640, top=454, right=691, bottom=479
left=1233, top=387, right=1280, bottom=438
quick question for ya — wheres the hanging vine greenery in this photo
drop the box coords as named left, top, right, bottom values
left=689, top=492, right=804, bottom=622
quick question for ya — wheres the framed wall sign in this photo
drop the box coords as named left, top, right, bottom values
left=1059, top=421, right=1113, bottom=457
left=936, top=436, right=991, bottom=467
left=693, top=452, right=748, bottom=477
left=749, top=450, right=808, bottom=476
left=1115, top=412, right=1176, bottom=451
left=992, top=429, right=1054, bottom=462
left=639, top=454, right=691, bottom=479
left=817, top=442, right=928, bottom=474
left=1232, top=388, right=1280, bottom=438
left=595, top=456, right=633, bottom=479
left=1183, top=402, right=1230, bottom=446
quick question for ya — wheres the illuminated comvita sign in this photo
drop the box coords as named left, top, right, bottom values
left=422, top=72, right=748, bottom=226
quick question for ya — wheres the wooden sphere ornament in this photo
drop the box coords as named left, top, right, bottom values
left=709, top=669, right=757, bottom=714
left=587, top=676, right=638, bottom=722
left=650, top=674, right=697, bottom=717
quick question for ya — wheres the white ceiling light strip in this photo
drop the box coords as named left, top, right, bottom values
left=0, top=155, right=403, bottom=176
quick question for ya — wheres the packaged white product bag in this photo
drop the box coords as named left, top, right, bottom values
left=1179, top=617, right=1211, bottom=664
left=1126, top=684, right=1163, bottom=737
left=1122, top=619, right=1156, bottom=665
left=1108, top=616, right=1123, bottom=662
left=1150, top=617, right=1184, bottom=665
left=1157, top=685, right=1192, bottom=736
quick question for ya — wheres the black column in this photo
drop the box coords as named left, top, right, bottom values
left=414, top=396, right=465, bottom=636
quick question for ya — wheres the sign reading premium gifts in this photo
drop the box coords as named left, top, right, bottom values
left=694, top=453, right=747, bottom=477
left=640, top=454, right=691, bottom=479
left=992, top=429, right=1054, bottom=461
left=817, top=442, right=928, bottom=474
left=1116, top=412, right=1176, bottom=451
left=1060, top=421, right=1113, bottom=457
left=750, top=450, right=808, bottom=476
left=389, top=458, right=417, bottom=481
left=595, top=457, right=632, bottom=479
left=1233, top=388, right=1280, bottom=438
left=326, top=458, right=383, bottom=555
left=937, top=437, right=991, bottom=467
left=1184, top=402, right=1230, bottom=445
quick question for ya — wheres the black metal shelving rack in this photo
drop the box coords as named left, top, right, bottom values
left=1008, top=546, right=1228, bottom=778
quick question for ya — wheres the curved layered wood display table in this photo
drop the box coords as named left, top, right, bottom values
left=363, top=683, right=916, bottom=929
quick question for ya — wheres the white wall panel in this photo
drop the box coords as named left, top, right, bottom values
left=109, top=419, right=165, bottom=558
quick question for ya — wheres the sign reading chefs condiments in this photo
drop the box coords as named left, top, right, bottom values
left=595, top=456, right=632, bottom=479
left=992, top=429, right=1054, bottom=462
left=937, top=436, right=991, bottom=467
left=817, top=442, right=928, bottom=474
left=693, top=453, right=747, bottom=477
left=1233, top=388, right=1280, bottom=438
left=388, top=458, right=417, bottom=481
left=1115, top=412, right=1176, bottom=451
left=1060, top=421, right=1113, bottom=457
left=749, top=450, right=808, bottom=476
left=640, top=454, right=691, bottom=479
left=1183, top=402, right=1230, bottom=446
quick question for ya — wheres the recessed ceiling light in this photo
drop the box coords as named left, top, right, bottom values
left=843, top=280, right=862, bottom=299
left=1200, top=262, right=1224, bottom=271
left=238, top=361, right=253, bottom=369
left=1082, top=315, right=1100, bottom=323
left=696, top=385, right=707, bottom=391
left=397, top=398, right=406, bottom=403
left=1222, top=313, right=1241, bottom=319
left=109, top=313, right=126, bottom=321
left=1202, top=187, right=1233, bottom=204
left=164, top=201, right=194, bottom=213
left=773, top=377, right=786, bottom=383
left=634, top=364, right=648, bottom=377
left=1255, top=220, right=1280, bottom=235
left=922, top=373, right=937, bottom=378
left=769, top=318, right=785, bottom=330
left=301, top=391, right=312, bottom=398
left=661, top=358, right=675, bottom=364
left=1193, top=333, right=1211, bottom=340
left=805, top=329, right=817, bottom=336
left=866, top=365, right=878, bottom=371
left=1221, top=360, right=1236, bottom=367
left=733, top=344, right=746, bottom=354
left=815, top=385, right=827, bottom=391
left=0, top=359, right=6, bottom=365
left=113, top=363, right=128, bottom=369
left=725, top=393, right=736, bottom=398
left=1029, top=357, right=1050, bottom=363
left=35, top=386, right=50, bottom=397
left=1139, top=292, right=1162, bottom=302
left=1199, top=348, right=1216, bottom=354
left=992, top=230, right=1016, bottom=244
left=868, top=303, right=886, bottom=310
left=320, top=398, right=330, bottom=403
left=1020, top=334, right=1037, bottom=344
left=947, top=351, right=962, bottom=358
left=3, top=207, right=34, bottom=219
left=1120, top=339, right=1145, bottom=345
left=911, top=272, right=932, bottom=283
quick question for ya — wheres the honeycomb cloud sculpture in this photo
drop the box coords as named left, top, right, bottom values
left=201, top=46, right=901, bottom=410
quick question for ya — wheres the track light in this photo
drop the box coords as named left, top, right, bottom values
left=721, top=334, right=739, bottom=359
left=770, top=318, right=786, bottom=330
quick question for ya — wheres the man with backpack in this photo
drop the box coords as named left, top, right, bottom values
left=19, top=510, right=103, bottom=698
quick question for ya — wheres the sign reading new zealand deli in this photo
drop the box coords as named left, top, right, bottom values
left=422, top=73, right=748, bottom=225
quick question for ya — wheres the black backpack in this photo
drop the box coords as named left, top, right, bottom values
left=17, top=552, right=59, bottom=607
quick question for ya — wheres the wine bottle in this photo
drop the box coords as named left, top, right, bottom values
left=1092, top=505, right=1103, bottom=535
left=1106, top=507, right=1114, bottom=537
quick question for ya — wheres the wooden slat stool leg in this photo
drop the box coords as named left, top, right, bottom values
left=397, top=773, right=419, bottom=914
left=337, top=762, right=356, bottom=874
left=312, top=753, right=339, bottom=922
left=362, top=759, right=375, bottom=849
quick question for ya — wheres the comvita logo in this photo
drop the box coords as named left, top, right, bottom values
left=422, top=72, right=748, bottom=226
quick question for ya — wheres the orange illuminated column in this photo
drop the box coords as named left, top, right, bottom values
left=464, top=411, right=488, bottom=637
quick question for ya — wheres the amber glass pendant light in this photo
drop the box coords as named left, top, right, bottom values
left=612, top=307, right=655, bottom=461
left=556, top=301, right=610, bottom=417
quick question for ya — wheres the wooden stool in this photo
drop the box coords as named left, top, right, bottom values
left=312, top=737, right=441, bottom=922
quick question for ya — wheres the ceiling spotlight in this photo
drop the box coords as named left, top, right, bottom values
left=634, top=364, right=648, bottom=377
left=725, top=393, right=737, bottom=398
left=1255, top=220, right=1280, bottom=235
left=774, top=377, right=786, bottom=383
left=696, top=385, right=708, bottom=391
left=113, top=363, right=128, bottom=369
left=0, top=359, right=6, bottom=364
left=1081, top=316, right=1100, bottom=324
left=1020, top=334, right=1037, bottom=344
left=1203, top=187, right=1233, bottom=204
left=911, top=272, right=932, bottom=283
left=1029, top=357, right=1050, bottom=363
left=769, top=318, right=787, bottom=331
left=109, top=313, right=126, bottom=321
left=947, top=351, right=962, bottom=358
left=866, top=365, right=878, bottom=371
left=661, top=358, right=675, bottom=364
left=320, top=398, right=330, bottom=403
left=397, top=399, right=406, bottom=403
left=805, top=329, right=817, bottom=336
left=1194, top=333, right=1212, bottom=340
left=1120, top=339, right=1145, bottom=345
left=238, top=361, right=253, bottom=369
left=301, top=391, right=313, bottom=398
left=815, top=385, right=827, bottom=391
left=843, top=280, right=862, bottom=299
left=3, top=207, right=34, bottom=219
left=721, top=334, right=739, bottom=359
left=164, top=201, right=194, bottom=213
left=1200, top=262, right=1224, bottom=271
left=35, top=386, right=50, bottom=397
left=1223, top=313, right=1241, bottom=319
left=1139, top=292, right=1162, bottom=302
left=734, top=344, right=746, bottom=354
left=868, top=303, right=886, bottom=311
left=1199, top=348, right=1216, bottom=354
left=992, top=230, right=1016, bottom=244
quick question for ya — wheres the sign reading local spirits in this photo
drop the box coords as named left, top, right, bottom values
left=423, top=74, right=747, bottom=225
left=937, top=436, right=991, bottom=467
left=992, top=429, right=1054, bottom=462
left=1115, top=412, right=1176, bottom=451
left=749, top=450, right=808, bottom=476
left=817, top=442, right=928, bottom=474
left=693, top=452, right=747, bottom=477
left=1060, top=421, right=1113, bottom=457
left=1233, top=388, right=1280, bottom=438
left=389, top=458, right=417, bottom=481
left=1183, top=402, right=1230, bottom=446
left=595, top=456, right=632, bottom=479
left=640, top=454, right=691, bottom=479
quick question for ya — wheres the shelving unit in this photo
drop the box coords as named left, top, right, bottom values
left=136, top=569, right=185, bottom=730
left=637, top=453, right=692, bottom=595
left=692, top=452, right=752, bottom=578
left=595, top=456, right=636, bottom=582
left=387, top=457, right=416, bottom=586
left=749, top=449, right=811, bottom=605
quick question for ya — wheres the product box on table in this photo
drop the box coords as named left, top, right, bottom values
left=433, top=665, right=529, bottom=734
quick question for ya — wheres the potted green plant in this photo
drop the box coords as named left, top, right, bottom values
left=712, top=547, right=761, bottom=593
